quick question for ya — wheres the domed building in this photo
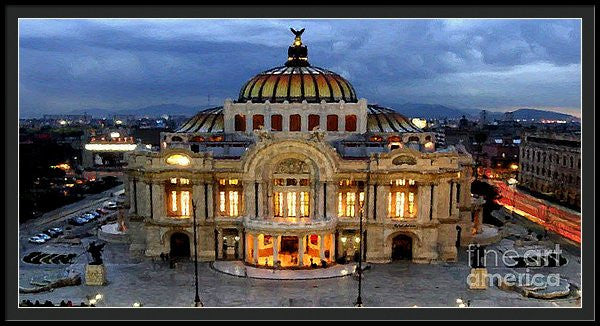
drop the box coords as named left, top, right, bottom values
left=124, top=29, right=482, bottom=267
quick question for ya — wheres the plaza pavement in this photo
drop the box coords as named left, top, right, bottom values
left=19, top=234, right=582, bottom=307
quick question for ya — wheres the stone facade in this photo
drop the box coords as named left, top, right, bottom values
left=123, top=30, right=481, bottom=267
left=518, top=132, right=581, bottom=208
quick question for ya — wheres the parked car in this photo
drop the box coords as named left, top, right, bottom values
left=50, top=227, right=63, bottom=234
left=105, top=201, right=118, bottom=210
left=28, top=236, right=46, bottom=244
left=69, top=217, right=87, bottom=225
left=44, top=229, right=60, bottom=238
left=35, top=233, right=51, bottom=241
left=96, top=208, right=109, bottom=215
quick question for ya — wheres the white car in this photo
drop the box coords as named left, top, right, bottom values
left=28, top=236, right=46, bottom=244
left=35, top=233, right=51, bottom=241
left=105, top=201, right=118, bottom=210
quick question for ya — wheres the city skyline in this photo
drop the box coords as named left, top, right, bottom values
left=19, top=19, right=582, bottom=117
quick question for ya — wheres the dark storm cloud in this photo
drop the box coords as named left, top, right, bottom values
left=19, top=19, right=581, bottom=117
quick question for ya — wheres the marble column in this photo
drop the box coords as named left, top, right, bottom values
left=329, top=234, right=335, bottom=261
left=319, top=234, right=325, bottom=260
left=252, top=234, right=259, bottom=264
left=151, top=182, right=165, bottom=220
left=272, top=235, right=279, bottom=266
left=217, top=229, right=223, bottom=259
left=417, top=184, right=430, bottom=223
left=298, top=235, right=305, bottom=266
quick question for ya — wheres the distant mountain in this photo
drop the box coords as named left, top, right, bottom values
left=65, top=104, right=203, bottom=118
left=509, top=108, right=579, bottom=121
left=380, top=102, right=579, bottom=122
left=381, top=102, right=469, bottom=119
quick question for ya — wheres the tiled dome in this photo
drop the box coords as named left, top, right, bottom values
left=237, top=28, right=357, bottom=104
left=238, top=66, right=357, bottom=104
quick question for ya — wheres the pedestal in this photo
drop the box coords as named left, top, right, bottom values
left=467, top=268, right=488, bottom=290
left=85, top=264, right=107, bottom=286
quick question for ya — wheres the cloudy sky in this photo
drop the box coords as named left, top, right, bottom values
left=19, top=19, right=581, bottom=117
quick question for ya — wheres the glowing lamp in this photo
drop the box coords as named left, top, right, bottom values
left=166, top=154, right=191, bottom=166
left=354, top=236, right=360, bottom=243
left=411, top=118, right=427, bottom=129
left=510, top=163, right=519, bottom=170
left=110, top=132, right=120, bottom=138
left=341, top=236, right=347, bottom=243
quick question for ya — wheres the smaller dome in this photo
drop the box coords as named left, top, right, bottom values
left=176, top=106, right=223, bottom=133
left=367, top=105, right=422, bottom=133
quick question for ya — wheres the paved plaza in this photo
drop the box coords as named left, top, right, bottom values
left=18, top=225, right=582, bottom=307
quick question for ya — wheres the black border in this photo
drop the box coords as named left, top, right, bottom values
left=5, top=5, right=595, bottom=321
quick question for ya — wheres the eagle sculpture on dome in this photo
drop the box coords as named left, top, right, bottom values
left=290, top=28, right=305, bottom=37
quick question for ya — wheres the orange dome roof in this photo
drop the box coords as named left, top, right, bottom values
left=238, top=28, right=357, bottom=104
left=238, top=66, right=357, bottom=104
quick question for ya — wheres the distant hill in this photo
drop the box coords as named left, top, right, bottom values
left=65, top=104, right=202, bottom=118
left=510, top=108, right=579, bottom=121
left=381, top=102, right=471, bottom=119
left=381, top=102, right=579, bottom=122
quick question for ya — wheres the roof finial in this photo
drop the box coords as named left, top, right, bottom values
left=286, top=28, right=309, bottom=67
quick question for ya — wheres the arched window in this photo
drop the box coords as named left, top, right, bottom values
left=563, top=156, right=567, bottom=166
left=308, top=114, right=320, bottom=131
left=326, top=115, right=338, bottom=131
left=289, top=114, right=301, bottom=131
left=345, top=115, right=357, bottom=132
left=234, top=114, right=246, bottom=132
left=271, top=114, right=282, bottom=131
left=171, top=136, right=183, bottom=142
left=570, top=156, right=574, bottom=168
left=408, top=136, right=419, bottom=142
left=252, top=114, right=264, bottom=130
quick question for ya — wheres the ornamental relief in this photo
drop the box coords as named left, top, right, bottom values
left=275, top=158, right=310, bottom=174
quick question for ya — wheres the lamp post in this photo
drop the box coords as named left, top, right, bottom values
left=191, top=200, right=203, bottom=307
left=354, top=201, right=366, bottom=307
left=507, top=178, right=518, bottom=219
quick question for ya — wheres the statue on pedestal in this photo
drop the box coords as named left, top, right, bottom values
left=87, top=241, right=105, bottom=265
left=85, top=241, right=107, bottom=286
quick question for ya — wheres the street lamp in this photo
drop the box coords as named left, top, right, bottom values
left=191, top=200, right=203, bottom=307
left=354, top=200, right=366, bottom=307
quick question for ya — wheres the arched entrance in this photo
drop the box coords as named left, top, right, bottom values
left=391, top=234, right=413, bottom=261
left=170, top=232, right=190, bottom=258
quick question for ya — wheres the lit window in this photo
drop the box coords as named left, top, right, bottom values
left=171, top=191, right=178, bottom=212
left=166, top=154, right=191, bottom=166
left=300, top=192, right=309, bottom=217
left=359, top=192, right=365, bottom=207
left=338, top=193, right=344, bottom=217
left=170, top=178, right=177, bottom=184
left=408, top=192, right=415, bottom=215
left=180, top=178, right=190, bottom=185
left=395, top=192, right=405, bottom=217
left=346, top=192, right=356, bottom=217
left=219, top=191, right=226, bottom=212
left=229, top=179, right=239, bottom=185
left=181, top=191, right=190, bottom=216
left=229, top=191, right=239, bottom=217
left=287, top=192, right=297, bottom=217
left=274, top=192, right=283, bottom=217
